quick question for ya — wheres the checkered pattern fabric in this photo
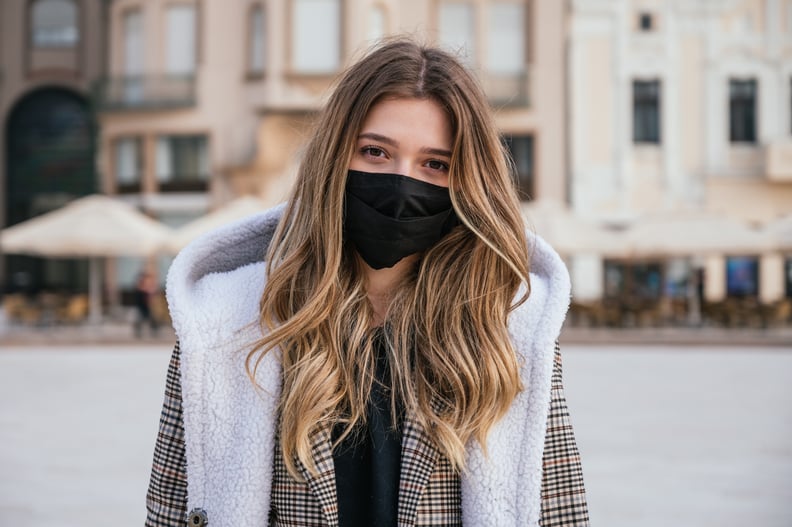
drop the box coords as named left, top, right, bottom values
left=145, top=341, right=590, bottom=526
left=145, top=343, right=188, bottom=525
left=405, top=415, right=462, bottom=526
left=539, top=342, right=591, bottom=526
left=271, top=425, right=339, bottom=526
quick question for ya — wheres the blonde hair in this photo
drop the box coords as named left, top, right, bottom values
left=248, top=38, right=531, bottom=478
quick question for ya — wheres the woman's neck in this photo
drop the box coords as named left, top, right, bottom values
left=362, top=254, right=418, bottom=326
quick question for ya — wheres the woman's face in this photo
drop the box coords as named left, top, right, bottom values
left=349, top=97, right=452, bottom=188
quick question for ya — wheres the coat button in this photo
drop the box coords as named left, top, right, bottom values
left=186, top=508, right=208, bottom=526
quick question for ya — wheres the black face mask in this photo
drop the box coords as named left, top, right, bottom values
left=344, top=169, right=458, bottom=269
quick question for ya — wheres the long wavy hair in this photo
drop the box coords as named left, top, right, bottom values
left=248, top=38, right=531, bottom=478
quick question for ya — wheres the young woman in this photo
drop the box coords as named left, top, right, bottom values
left=145, top=39, right=590, bottom=527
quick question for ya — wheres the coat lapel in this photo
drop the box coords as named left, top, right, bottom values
left=298, top=424, right=339, bottom=527
left=398, top=411, right=441, bottom=526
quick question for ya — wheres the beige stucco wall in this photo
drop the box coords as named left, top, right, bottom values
left=705, top=179, right=792, bottom=223
left=724, top=0, right=766, bottom=33
left=680, top=36, right=704, bottom=178
left=583, top=36, right=614, bottom=168
left=519, top=0, right=567, bottom=202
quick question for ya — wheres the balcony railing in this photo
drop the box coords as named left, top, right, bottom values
left=158, top=179, right=209, bottom=193
left=482, top=70, right=531, bottom=108
left=93, top=75, right=196, bottom=111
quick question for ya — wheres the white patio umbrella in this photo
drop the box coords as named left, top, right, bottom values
left=521, top=198, right=624, bottom=255
left=167, top=195, right=270, bottom=253
left=621, top=210, right=774, bottom=257
left=0, top=194, right=173, bottom=323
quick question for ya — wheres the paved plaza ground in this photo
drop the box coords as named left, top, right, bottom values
left=0, top=343, right=790, bottom=526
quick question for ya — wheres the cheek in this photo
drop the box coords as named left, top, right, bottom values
left=348, top=158, right=365, bottom=171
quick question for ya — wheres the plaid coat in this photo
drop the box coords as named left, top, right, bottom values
left=145, top=341, right=589, bottom=526
left=148, top=204, right=589, bottom=526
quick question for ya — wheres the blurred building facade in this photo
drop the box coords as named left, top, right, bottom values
left=1, top=0, right=568, bottom=315
left=92, top=0, right=566, bottom=290
left=568, top=0, right=792, bottom=322
left=0, top=0, right=108, bottom=294
left=3, top=0, right=788, bottom=327
left=95, top=0, right=566, bottom=211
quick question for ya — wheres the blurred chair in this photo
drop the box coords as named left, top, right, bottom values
left=702, top=301, right=729, bottom=327
left=601, top=299, right=624, bottom=327
left=759, top=299, right=792, bottom=328
left=569, top=301, right=599, bottom=327
left=3, top=294, right=42, bottom=325
left=37, top=292, right=61, bottom=326
left=56, top=294, right=89, bottom=324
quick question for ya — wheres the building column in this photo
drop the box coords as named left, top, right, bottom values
left=704, top=254, right=726, bottom=302
left=760, top=252, right=784, bottom=304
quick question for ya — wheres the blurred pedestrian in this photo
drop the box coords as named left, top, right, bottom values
left=145, top=38, right=590, bottom=527
left=134, top=270, right=158, bottom=338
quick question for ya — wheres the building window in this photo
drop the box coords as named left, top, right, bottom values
left=603, top=261, right=625, bottom=299
left=292, top=0, right=341, bottom=74
left=633, top=80, right=661, bottom=144
left=639, top=12, right=653, bottom=31
left=123, top=9, right=143, bottom=74
left=438, top=2, right=475, bottom=65
left=730, top=79, right=757, bottom=143
left=156, top=135, right=209, bottom=192
left=30, top=0, right=78, bottom=48
left=604, top=260, right=663, bottom=302
left=248, top=5, right=266, bottom=75
left=166, top=4, right=196, bottom=75
left=726, top=256, right=759, bottom=297
left=115, top=137, right=142, bottom=193
left=487, top=2, right=525, bottom=74
left=504, top=134, right=533, bottom=200
left=121, top=9, right=144, bottom=103
left=788, top=4, right=792, bottom=35
left=368, top=5, right=386, bottom=42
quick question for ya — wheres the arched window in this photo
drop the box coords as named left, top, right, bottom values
left=30, top=0, right=79, bottom=48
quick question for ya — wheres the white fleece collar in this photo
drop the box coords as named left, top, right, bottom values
left=166, top=202, right=571, bottom=527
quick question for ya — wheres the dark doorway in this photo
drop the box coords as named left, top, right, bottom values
left=3, top=87, right=96, bottom=294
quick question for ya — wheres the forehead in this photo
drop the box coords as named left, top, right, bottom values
left=360, top=97, right=452, bottom=148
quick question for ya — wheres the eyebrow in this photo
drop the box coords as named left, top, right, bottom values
left=358, top=132, right=452, bottom=158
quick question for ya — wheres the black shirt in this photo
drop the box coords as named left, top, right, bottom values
left=332, top=332, right=403, bottom=527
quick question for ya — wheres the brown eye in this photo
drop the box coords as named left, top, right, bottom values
left=426, top=160, right=449, bottom=172
left=362, top=146, right=386, bottom=158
